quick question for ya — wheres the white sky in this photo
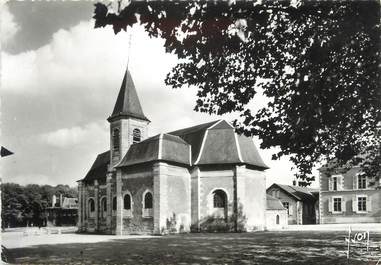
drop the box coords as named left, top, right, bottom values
left=0, top=2, right=319, bottom=188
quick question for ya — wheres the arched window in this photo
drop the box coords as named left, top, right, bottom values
left=276, top=215, right=280, bottom=225
left=89, top=199, right=95, bottom=212
left=100, top=197, right=107, bottom=218
left=213, top=190, right=227, bottom=208
left=112, top=197, right=117, bottom=211
left=113, top=128, right=120, bottom=152
left=133, top=128, right=141, bottom=143
left=144, top=192, right=153, bottom=209
left=101, top=197, right=107, bottom=212
left=124, top=194, right=131, bottom=210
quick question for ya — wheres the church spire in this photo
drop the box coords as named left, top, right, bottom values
left=107, top=69, right=150, bottom=123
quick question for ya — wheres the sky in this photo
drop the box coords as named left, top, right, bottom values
left=0, top=1, right=319, bottom=188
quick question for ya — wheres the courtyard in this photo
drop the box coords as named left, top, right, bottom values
left=3, top=230, right=381, bottom=265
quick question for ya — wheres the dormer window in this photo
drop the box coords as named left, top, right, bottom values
left=133, top=128, right=141, bottom=143
left=113, top=128, right=120, bottom=152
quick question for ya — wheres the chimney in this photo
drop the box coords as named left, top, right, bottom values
left=52, top=194, right=57, bottom=207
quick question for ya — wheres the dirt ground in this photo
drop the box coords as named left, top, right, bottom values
left=4, top=231, right=381, bottom=265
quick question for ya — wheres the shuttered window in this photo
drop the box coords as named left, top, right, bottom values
left=333, top=198, right=342, bottom=212
left=358, top=175, right=367, bottom=189
left=358, top=197, right=367, bottom=211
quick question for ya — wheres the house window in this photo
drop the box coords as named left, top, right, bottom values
left=133, top=128, right=141, bottom=144
left=358, top=175, right=367, bottom=189
left=124, top=194, right=131, bottom=210
left=358, top=196, right=367, bottom=212
left=112, top=197, right=117, bottom=211
left=113, top=128, right=120, bottom=152
left=333, top=197, right=342, bottom=212
left=213, top=190, right=227, bottom=208
left=282, top=202, right=290, bottom=215
left=332, top=176, right=338, bottom=191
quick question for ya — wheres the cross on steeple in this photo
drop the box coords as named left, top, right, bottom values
left=107, top=32, right=150, bottom=123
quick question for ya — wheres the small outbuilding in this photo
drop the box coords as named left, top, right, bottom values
left=266, top=195, right=288, bottom=229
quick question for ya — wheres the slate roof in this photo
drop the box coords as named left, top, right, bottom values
left=84, top=120, right=269, bottom=182
left=82, top=151, right=110, bottom=184
left=267, top=183, right=318, bottom=202
left=266, top=195, right=286, bottom=210
left=169, top=120, right=217, bottom=163
left=169, top=120, right=269, bottom=169
left=107, top=70, right=150, bottom=122
left=116, top=134, right=191, bottom=167
left=117, top=120, right=268, bottom=169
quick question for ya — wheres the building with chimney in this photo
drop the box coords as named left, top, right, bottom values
left=77, top=69, right=269, bottom=235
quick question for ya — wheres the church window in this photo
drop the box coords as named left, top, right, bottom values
left=144, top=192, right=153, bottom=209
left=112, top=197, right=117, bottom=211
left=100, top=197, right=107, bottom=218
left=113, top=128, right=120, bottom=152
left=276, top=215, right=280, bottom=225
left=124, top=194, right=131, bottom=210
left=89, top=199, right=95, bottom=212
left=133, top=128, right=141, bottom=143
left=213, top=190, right=227, bottom=208
left=101, top=197, right=107, bottom=212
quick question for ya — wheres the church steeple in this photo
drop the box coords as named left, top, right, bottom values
left=108, top=70, right=150, bottom=123
left=108, top=69, right=150, bottom=167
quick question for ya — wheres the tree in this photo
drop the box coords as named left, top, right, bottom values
left=1, top=183, right=78, bottom=227
left=93, top=0, right=380, bottom=185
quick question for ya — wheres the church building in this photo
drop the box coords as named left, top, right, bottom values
left=77, top=69, right=269, bottom=235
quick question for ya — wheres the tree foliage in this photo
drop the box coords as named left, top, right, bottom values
left=93, top=0, right=380, bottom=185
left=1, top=183, right=77, bottom=228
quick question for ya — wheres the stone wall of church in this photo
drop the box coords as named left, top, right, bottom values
left=240, top=167, right=267, bottom=231
left=119, top=166, right=154, bottom=234
left=153, top=163, right=191, bottom=234
left=194, top=165, right=267, bottom=232
left=198, top=166, right=235, bottom=223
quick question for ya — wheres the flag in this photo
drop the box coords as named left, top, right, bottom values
left=1, top=146, right=14, bottom=157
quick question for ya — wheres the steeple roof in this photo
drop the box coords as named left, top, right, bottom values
left=108, top=70, right=150, bottom=122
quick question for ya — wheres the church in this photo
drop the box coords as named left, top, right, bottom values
left=77, top=68, right=269, bottom=235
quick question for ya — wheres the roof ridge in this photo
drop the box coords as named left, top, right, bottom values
left=168, top=120, right=220, bottom=135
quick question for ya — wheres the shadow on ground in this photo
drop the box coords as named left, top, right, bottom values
left=8, top=231, right=381, bottom=265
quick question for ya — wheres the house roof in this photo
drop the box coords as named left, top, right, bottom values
left=267, top=183, right=318, bottom=202
left=107, top=70, right=150, bottom=122
left=266, top=195, right=286, bottom=210
left=82, top=151, right=110, bottom=184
